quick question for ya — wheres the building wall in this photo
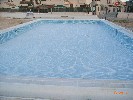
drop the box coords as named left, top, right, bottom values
left=65, top=0, right=86, bottom=7
left=95, top=0, right=125, bottom=15
left=0, top=0, right=93, bottom=8
left=0, top=0, right=125, bottom=15
left=86, top=0, right=92, bottom=4
left=0, top=0, right=21, bottom=8
left=41, top=0, right=64, bottom=6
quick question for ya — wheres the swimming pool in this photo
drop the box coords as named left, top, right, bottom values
left=0, top=19, right=133, bottom=80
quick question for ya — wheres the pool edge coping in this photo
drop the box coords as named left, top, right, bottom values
left=0, top=76, right=133, bottom=88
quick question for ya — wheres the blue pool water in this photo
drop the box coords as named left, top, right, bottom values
left=0, top=20, right=133, bottom=80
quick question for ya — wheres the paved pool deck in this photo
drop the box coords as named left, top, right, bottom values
left=0, top=12, right=98, bottom=19
left=0, top=76, right=133, bottom=100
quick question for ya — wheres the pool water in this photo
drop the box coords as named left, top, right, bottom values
left=0, top=20, right=133, bottom=80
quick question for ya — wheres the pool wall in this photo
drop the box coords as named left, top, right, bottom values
left=0, top=19, right=42, bottom=44
left=0, top=19, right=133, bottom=52
left=102, top=20, right=133, bottom=52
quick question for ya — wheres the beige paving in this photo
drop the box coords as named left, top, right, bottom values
left=0, top=17, right=32, bottom=30
left=0, top=12, right=98, bottom=19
